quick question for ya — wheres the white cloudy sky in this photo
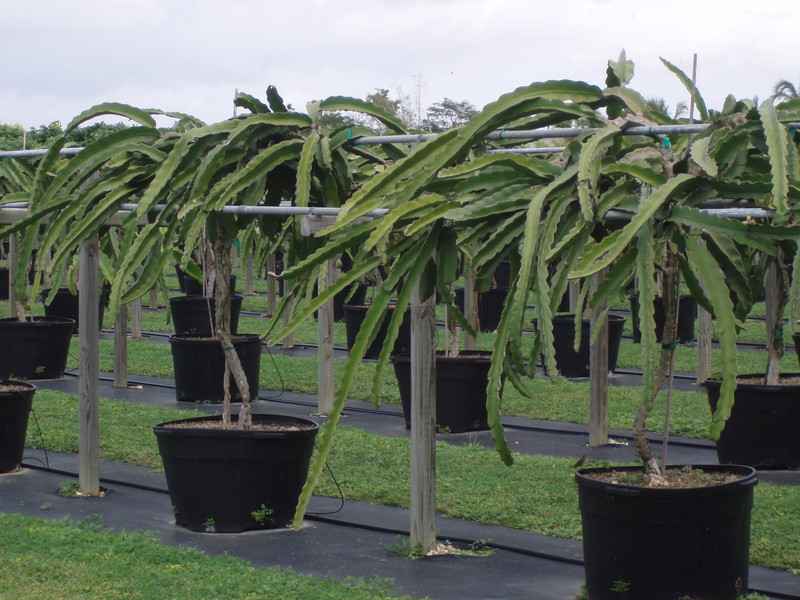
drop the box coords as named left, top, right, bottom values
left=2, top=0, right=800, bottom=129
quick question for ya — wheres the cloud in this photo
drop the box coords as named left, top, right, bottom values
left=2, top=0, right=799, bottom=127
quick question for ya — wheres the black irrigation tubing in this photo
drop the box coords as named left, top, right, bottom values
left=61, top=368, right=715, bottom=452
left=15, top=462, right=799, bottom=600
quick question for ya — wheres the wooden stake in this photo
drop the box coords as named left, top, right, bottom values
left=7, top=234, right=18, bottom=318
left=113, top=303, right=128, bottom=388
left=130, top=297, right=143, bottom=339
left=78, top=235, right=101, bottom=496
left=409, top=284, right=437, bottom=554
left=245, top=246, right=254, bottom=295
left=267, top=254, right=278, bottom=316
left=696, top=242, right=713, bottom=382
left=317, top=259, right=336, bottom=414
left=588, top=269, right=609, bottom=447
left=464, top=266, right=477, bottom=351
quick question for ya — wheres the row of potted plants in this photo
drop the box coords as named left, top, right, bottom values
left=1, top=52, right=799, bottom=598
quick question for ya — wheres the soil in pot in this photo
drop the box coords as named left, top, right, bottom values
left=169, top=295, right=244, bottom=336
left=169, top=334, right=261, bottom=403
left=392, top=351, right=491, bottom=433
left=0, top=317, right=75, bottom=379
left=548, top=314, right=626, bottom=378
left=0, top=381, right=35, bottom=473
left=705, top=374, right=800, bottom=469
left=154, top=413, right=319, bottom=532
left=40, top=287, right=110, bottom=333
left=343, top=304, right=410, bottom=360
left=630, top=294, right=697, bottom=344
left=576, top=464, right=757, bottom=600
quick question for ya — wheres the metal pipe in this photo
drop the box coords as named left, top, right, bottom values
left=487, top=147, right=565, bottom=154
left=0, top=147, right=83, bottom=158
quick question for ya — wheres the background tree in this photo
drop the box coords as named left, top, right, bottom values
left=0, top=123, right=25, bottom=151
left=422, top=98, right=478, bottom=132
left=771, top=79, right=799, bottom=104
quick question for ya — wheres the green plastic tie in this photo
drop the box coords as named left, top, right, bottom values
left=663, top=136, right=671, bottom=149
left=346, top=128, right=352, bottom=141
left=774, top=328, right=783, bottom=340
left=661, top=343, right=677, bottom=350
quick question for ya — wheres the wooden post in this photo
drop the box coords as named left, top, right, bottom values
left=765, top=261, right=782, bottom=385
left=267, top=254, right=278, bottom=316
left=245, top=247, right=255, bottom=295
left=588, top=270, right=609, bottom=446
left=568, top=281, right=579, bottom=313
left=696, top=242, right=713, bottom=382
left=317, top=259, right=336, bottom=414
left=148, top=288, right=159, bottom=310
left=113, top=303, right=128, bottom=388
left=409, top=284, right=437, bottom=554
left=7, top=234, right=18, bottom=317
left=464, top=266, right=478, bottom=351
left=282, top=277, right=293, bottom=349
left=130, top=297, right=143, bottom=339
left=78, top=235, right=101, bottom=496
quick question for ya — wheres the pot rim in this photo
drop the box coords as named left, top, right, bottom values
left=0, top=316, right=76, bottom=325
left=153, top=413, right=319, bottom=438
left=0, top=380, right=36, bottom=393
left=575, top=464, right=757, bottom=497
left=703, top=373, right=800, bottom=391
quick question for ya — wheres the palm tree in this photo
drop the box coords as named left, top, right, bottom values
left=771, top=79, right=798, bottom=104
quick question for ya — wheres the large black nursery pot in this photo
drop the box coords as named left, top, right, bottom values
left=0, top=381, right=35, bottom=473
left=40, top=287, right=110, bottom=333
left=153, top=413, right=319, bottom=533
left=0, top=317, right=75, bottom=379
left=576, top=464, right=757, bottom=600
left=454, top=287, right=508, bottom=333
left=392, top=351, right=491, bottom=433
left=176, top=266, right=237, bottom=297
left=549, top=314, right=626, bottom=378
left=169, top=334, right=261, bottom=403
left=169, top=295, right=244, bottom=336
left=630, top=294, right=697, bottom=344
left=343, top=304, right=410, bottom=360
left=0, top=268, right=8, bottom=300
left=705, top=374, right=800, bottom=469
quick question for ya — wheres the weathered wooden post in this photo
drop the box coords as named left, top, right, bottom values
left=7, top=234, right=18, bottom=317
left=113, top=303, right=128, bottom=388
left=316, top=258, right=336, bottom=414
left=78, top=234, right=101, bottom=496
left=409, top=284, right=437, bottom=554
left=130, top=297, right=143, bottom=339
left=588, top=269, right=609, bottom=446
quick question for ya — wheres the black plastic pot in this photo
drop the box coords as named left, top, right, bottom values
left=705, top=374, right=800, bottom=469
left=0, top=317, right=75, bottom=379
left=40, top=287, right=110, bottom=333
left=630, top=294, right=697, bottom=344
left=343, top=304, right=410, bottom=360
left=0, top=381, right=35, bottom=473
left=169, top=295, right=244, bottom=336
left=153, top=413, right=318, bottom=532
left=576, top=464, right=757, bottom=600
left=392, top=351, right=491, bottom=433
left=454, top=287, right=508, bottom=333
left=549, top=314, right=626, bottom=378
left=176, top=267, right=237, bottom=297
left=169, top=334, right=261, bottom=403
left=793, top=332, right=800, bottom=365
left=0, top=268, right=8, bottom=300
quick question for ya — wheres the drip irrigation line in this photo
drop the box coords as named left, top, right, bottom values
left=12, top=461, right=796, bottom=600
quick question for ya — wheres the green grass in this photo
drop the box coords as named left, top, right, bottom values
left=66, top=335, right=771, bottom=441
left=24, top=390, right=800, bottom=575
left=0, top=513, right=417, bottom=600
